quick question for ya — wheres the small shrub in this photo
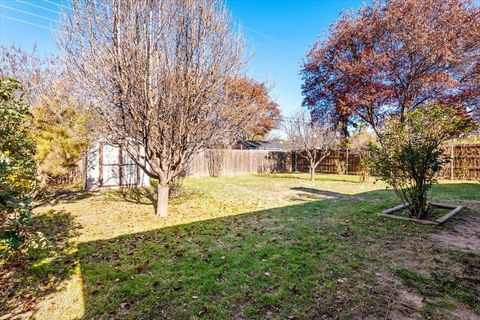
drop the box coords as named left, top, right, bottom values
left=334, top=159, right=346, bottom=175
left=349, top=131, right=375, bottom=182
left=358, top=158, right=371, bottom=182
left=370, top=104, right=473, bottom=219
left=206, top=149, right=225, bottom=177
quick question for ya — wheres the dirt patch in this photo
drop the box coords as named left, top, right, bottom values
left=387, top=289, right=425, bottom=320
left=372, top=272, right=424, bottom=320
left=448, top=307, right=480, bottom=320
left=431, top=211, right=480, bottom=252
left=371, top=203, right=480, bottom=320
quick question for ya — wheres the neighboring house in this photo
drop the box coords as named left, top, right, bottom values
left=235, top=140, right=285, bottom=151
left=85, top=142, right=150, bottom=190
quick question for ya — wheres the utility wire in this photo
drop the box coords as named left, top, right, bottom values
left=244, top=26, right=302, bottom=52
left=16, top=0, right=61, bottom=15
left=41, top=0, right=72, bottom=11
left=0, top=14, right=57, bottom=31
left=2, top=2, right=303, bottom=90
left=0, top=4, right=58, bottom=23
left=255, top=65, right=299, bottom=80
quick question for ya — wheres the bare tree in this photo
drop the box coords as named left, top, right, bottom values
left=0, top=45, right=55, bottom=107
left=59, top=0, right=245, bottom=216
left=0, top=45, right=93, bottom=137
left=349, top=131, right=375, bottom=182
left=284, top=109, right=337, bottom=181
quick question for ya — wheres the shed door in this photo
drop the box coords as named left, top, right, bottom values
left=100, top=144, right=120, bottom=186
left=120, top=148, right=139, bottom=186
left=99, top=144, right=139, bottom=187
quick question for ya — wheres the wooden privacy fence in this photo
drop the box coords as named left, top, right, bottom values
left=292, top=143, right=480, bottom=181
left=187, top=143, right=480, bottom=180
left=62, top=143, right=480, bottom=185
left=438, top=143, right=480, bottom=180
left=292, top=149, right=363, bottom=175
left=187, top=149, right=291, bottom=177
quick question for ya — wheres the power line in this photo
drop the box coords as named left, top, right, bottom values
left=1, top=2, right=303, bottom=90
left=16, top=0, right=62, bottom=15
left=255, top=64, right=295, bottom=78
left=0, top=4, right=58, bottom=23
left=41, top=0, right=72, bottom=10
left=65, top=0, right=108, bottom=11
left=7, top=1, right=302, bottom=57
left=0, top=14, right=57, bottom=31
left=249, top=37, right=302, bottom=62
left=62, top=0, right=75, bottom=10
left=244, top=26, right=302, bottom=52
left=7, top=1, right=300, bottom=53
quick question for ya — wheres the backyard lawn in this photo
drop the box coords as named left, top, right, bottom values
left=1, top=174, right=479, bottom=319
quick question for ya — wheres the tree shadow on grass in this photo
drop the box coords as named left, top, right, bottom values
left=33, top=189, right=95, bottom=208
left=0, top=210, right=80, bottom=318
left=114, top=186, right=192, bottom=214
left=291, top=187, right=354, bottom=199
left=263, top=173, right=364, bottom=183
left=76, top=184, right=480, bottom=319
left=116, top=187, right=157, bottom=207
left=5, top=182, right=475, bottom=318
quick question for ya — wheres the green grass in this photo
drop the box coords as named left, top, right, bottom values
left=395, top=267, right=479, bottom=310
left=1, top=174, right=479, bottom=319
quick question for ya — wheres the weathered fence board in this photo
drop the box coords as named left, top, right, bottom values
left=292, top=143, right=480, bottom=181
left=292, top=149, right=364, bottom=175
left=187, top=149, right=291, bottom=177
left=438, top=143, right=480, bottom=180
left=65, top=142, right=480, bottom=184
left=187, top=143, right=480, bottom=180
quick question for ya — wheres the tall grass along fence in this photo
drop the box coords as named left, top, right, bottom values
left=49, top=166, right=83, bottom=185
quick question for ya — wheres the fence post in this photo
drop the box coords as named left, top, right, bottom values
left=450, top=145, right=454, bottom=181
left=294, top=151, right=298, bottom=173
left=98, top=143, right=103, bottom=187
left=82, top=149, right=88, bottom=191
left=345, top=148, right=349, bottom=175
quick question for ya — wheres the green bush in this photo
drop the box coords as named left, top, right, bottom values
left=370, top=104, right=473, bottom=219
left=0, top=78, right=36, bottom=254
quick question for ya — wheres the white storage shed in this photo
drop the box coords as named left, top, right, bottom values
left=85, top=142, right=150, bottom=190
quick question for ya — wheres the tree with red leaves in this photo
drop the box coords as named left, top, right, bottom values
left=302, top=0, right=480, bottom=135
left=225, top=77, right=280, bottom=142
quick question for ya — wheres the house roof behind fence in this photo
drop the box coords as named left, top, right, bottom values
left=240, top=140, right=286, bottom=151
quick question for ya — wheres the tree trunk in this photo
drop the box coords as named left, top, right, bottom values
left=156, top=184, right=169, bottom=217
left=416, top=187, right=428, bottom=220
left=409, top=182, right=428, bottom=219
left=309, top=165, right=316, bottom=181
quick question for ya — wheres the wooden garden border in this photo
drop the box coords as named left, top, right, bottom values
left=379, top=202, right=464, bottom=225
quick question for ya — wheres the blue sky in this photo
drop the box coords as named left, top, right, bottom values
left=0, top=0, right=364, bottom=116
